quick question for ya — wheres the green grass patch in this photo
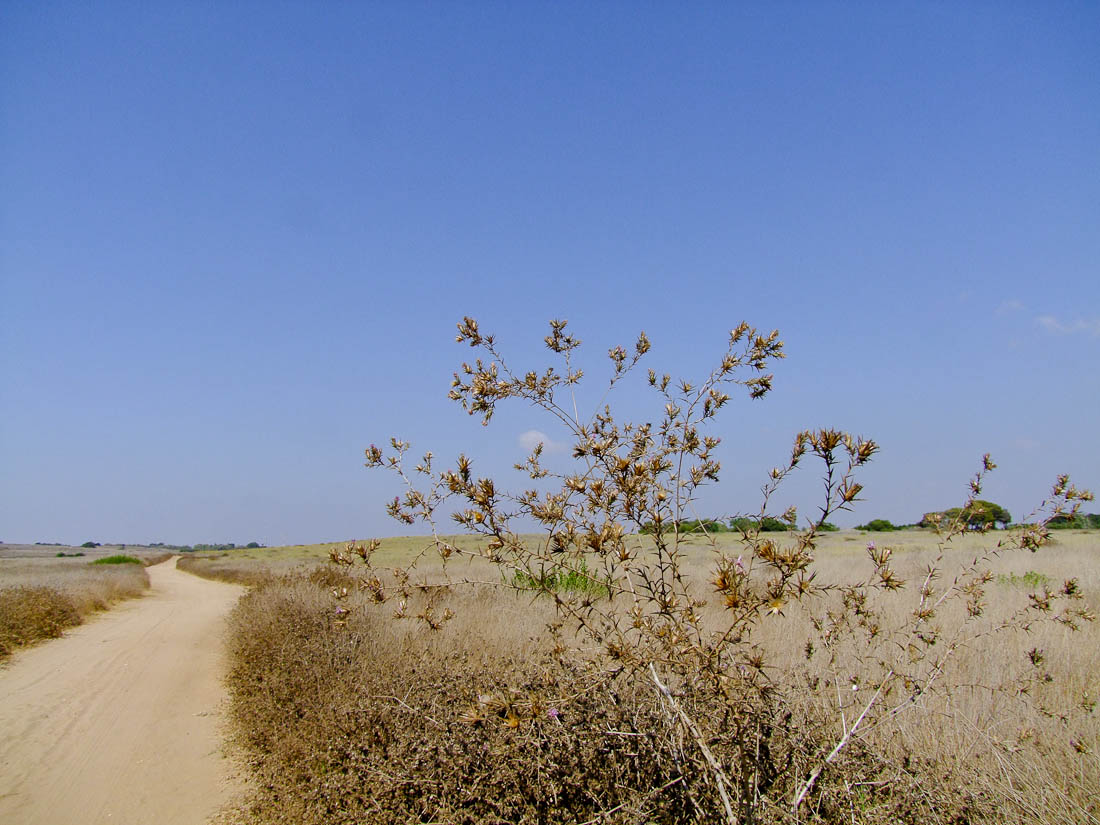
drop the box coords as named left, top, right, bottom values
left=512, top=560, right=610, bottom=598
left=996, top=570, right=1051, bottom=589
left=90, top=554, right=143, bottom=566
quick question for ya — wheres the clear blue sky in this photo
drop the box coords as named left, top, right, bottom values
left=2, top=2, right=1097, bottom=545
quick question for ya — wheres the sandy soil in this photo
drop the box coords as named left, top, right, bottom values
left=0, top=558, right=245, bottom=825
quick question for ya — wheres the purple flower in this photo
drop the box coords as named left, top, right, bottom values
left=548, top=708, right=560, bottom=720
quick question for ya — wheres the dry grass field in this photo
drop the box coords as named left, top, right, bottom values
left=0, top=547, right=172, bottom=659
left=194, top=528, right=1098, bottom=824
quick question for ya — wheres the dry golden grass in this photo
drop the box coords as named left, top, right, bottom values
left=213, top=528, right=1099, bottom=824
left=0, top=555, right=168, bottom=659
left=175, top=534, right=501, bottom=588
left=730, top=530, right=1100, bottom=824
left=223, top=575, right=708, bottom=824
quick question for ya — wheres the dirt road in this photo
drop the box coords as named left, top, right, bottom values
left=0, top=558, right=245, bottom=825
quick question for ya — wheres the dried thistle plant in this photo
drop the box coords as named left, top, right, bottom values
left=332, top=317, right=1095, bottom=824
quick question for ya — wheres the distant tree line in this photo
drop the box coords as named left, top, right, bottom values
left=176, top=541, right=264, bottom=552
left=61, top=541, right=267, bottom=552
left=636, top=500, right=1100, bottom=535
left=640, top=517, right=838, bottom=534
left=1047, top=512, right=1100, bottom=530
left=155, top=542, right=264, bottom=552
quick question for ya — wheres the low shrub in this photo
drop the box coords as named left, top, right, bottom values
left=854, top=518, right=899, bottom=531
left=641, top=518, right=732, bottom=534
left=0, top=586, right=81, bottom=658
left=512, top=559, right=610, bottom=597
left=996, top=569, right=1052, bottom=589
left=224, top=564, right=1100, bottom=825
left=0, top=561, right=152, bottom=659
left=225, top=575, right=960, bottom=825
left=729, top=516, right=791, bottom=532
left=90, top=554, right=143, bottom=565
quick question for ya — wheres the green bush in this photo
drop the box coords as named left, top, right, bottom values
left=854, top=518, right=898, bottom=532
left=90, top=555, right=142, bottom=565
left=683, top=518, right=731, bottom=533
left=728, top=516, right=790, bottom=532
left=1048, top=512, right=1100, bottom=529
left=639, top=518, right=730, bottom=534
left=512, top=559, right=610, bottom=597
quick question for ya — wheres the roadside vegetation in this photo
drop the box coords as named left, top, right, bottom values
left=0, top=552, right=172, bottom=660
left=176, top=554, right=273, bottom=587
left=211, top=318, right=1097, bottom=825
left=217, top=530, right=1099, bottom=825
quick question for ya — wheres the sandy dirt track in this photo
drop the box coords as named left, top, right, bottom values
left=0, top=558, right=245, bottom=825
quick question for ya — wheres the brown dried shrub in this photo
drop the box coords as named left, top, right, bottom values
left=223, top=573, right=1014, bottom=825
left=226, top=577, right=698, bottom=824
left=0, top=559, right=156, bottom=659
left=0, top=586, right=81, bottom=657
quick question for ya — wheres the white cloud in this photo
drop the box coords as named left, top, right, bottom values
left=518, top=429, right=568, bottom=454
left=1036, top=315, right=1100, bottom=337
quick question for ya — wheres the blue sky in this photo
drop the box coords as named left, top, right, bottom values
left=2, top=2, right=1097, bottom=545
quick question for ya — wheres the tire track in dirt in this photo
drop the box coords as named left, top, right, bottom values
left=0, top=558, right=245, bottom=825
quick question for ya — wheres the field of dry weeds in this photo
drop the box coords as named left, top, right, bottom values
left=0, top=548, right=172, bottom=658
left=195, top=528, right=1099, bottom=824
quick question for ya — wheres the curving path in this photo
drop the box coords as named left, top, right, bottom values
left=0, top=558, right=245, bottom=825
